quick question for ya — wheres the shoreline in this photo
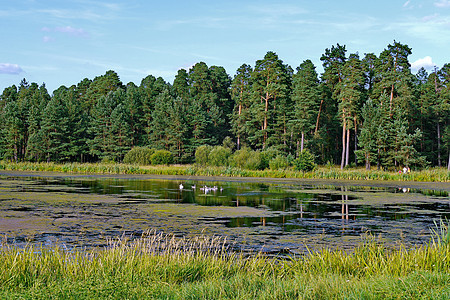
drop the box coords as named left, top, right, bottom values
left=1, top=169, right=449, bottom=192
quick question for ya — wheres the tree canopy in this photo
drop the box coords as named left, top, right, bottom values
left=1, top=41, right=449, bottom=170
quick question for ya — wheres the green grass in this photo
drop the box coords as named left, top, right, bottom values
left=0, top=229, right=449, bottom=299
left=1, top=161, right=449, bottom=182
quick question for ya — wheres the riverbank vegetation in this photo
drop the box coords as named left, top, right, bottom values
left=1, top=41, right=449, bottom=172
left=1, top=161, right=449, bottom=182
left=1, top=224, right=449, bottom=299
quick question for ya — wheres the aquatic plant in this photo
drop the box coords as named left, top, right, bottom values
left=0, top=230, right=449, bottom=299
left=431, top=218, right=450, bottom=248
left=1, top=161, right=449, bottom=182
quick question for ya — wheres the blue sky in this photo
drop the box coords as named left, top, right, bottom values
left=1, top=0, right=450, bottom=93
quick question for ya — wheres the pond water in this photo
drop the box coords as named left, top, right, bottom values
left=0, top=171, right=449, bottom=254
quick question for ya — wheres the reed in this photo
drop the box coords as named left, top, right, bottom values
left=0, top=228, right=449, bottom=299
left=1, top=161, right=449, bottom=182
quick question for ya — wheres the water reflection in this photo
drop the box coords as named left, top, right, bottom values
left=0, top=174, right=448, bottom=254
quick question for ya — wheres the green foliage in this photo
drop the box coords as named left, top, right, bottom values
left=230, top=147, right=262, bottom=170
left=195, top=145, right=212, bottom=166
left=0, top=42, right=448, bottom=169
left=294, top=149, right=316, bottom=172
left=260, top=147, right=280, bottom=170
left=123, top=147, right=155, bottom=165
left=269, top=155, right=291, bottom=170
left=1, top=161, right=449, bottom=181
left=222, top=136, right=235, bottom=151
left=208, top=146, right=232, bottom=167
left=356, top=99, right=381, bottom=169
left=150, top=150, right=174, bottom=165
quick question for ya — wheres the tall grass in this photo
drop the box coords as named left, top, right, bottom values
left=1, top=161, right=449, bottom=182
left=1, top=227, right=449, bottom=299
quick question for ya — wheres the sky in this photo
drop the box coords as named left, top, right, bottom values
left=1, top=0, right=450, bottom=94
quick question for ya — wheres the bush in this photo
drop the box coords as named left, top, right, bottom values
left=269, top=155, right=290, bottom=170
left=222, top=136, right=236, bottom=151
left=150, top=150, right=174, bottom=165
left=260, top=147, right=280, bottom=169
left=123, top=147, right=155, bottom=165
left=230, top=147, right=262, bottom=170
left=294, top=149, right=316, bottom=172
left=208, top=146, right=232, bottom=167
left=195, top=145, right=212, bottom=166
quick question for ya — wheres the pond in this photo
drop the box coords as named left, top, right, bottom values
left=0, top=171, right=449, bottom=254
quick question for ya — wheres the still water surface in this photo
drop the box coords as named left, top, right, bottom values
left=0, top=172, right=448, bottom=254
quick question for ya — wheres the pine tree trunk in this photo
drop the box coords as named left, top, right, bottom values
left=448, top=152, right=450, bottom=171
left=237, top=103, right=242, bottom=150
left=437, top=121, right=441, bottom=167
left=340, top=122, right=346, bottom=170
left=315, top=99, right=324, bottom=134
left=301, top=132, right=304, bottom=152
left=390, top=84, right=394, bottom=114
left=354, top=118, right=358, bottom=166
left=345, top=128, right=350, bottom=167
left=377, top=148, right=381, bottom=170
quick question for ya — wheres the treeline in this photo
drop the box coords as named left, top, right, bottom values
left=0, top=41, right=449, bottom=170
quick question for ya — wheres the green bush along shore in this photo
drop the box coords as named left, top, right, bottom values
left=0, top=161, right=449, bottom=182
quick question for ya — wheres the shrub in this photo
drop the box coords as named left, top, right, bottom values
left=260, top=147, right=280, bottom=170
left=269, top=155, right=290, bottom=170
left=294, top=149, right=316, bottom=172
left=150, top=150, right=174, bottom=165
left=208, top=146, right=232, bottom=167
left=123, top=147, right=155, bottom=165
left=195, top=145, right=212, bottom=166
left=222, top=136, right=236, bottom=151
left=230, top=147, right=262, bottom=170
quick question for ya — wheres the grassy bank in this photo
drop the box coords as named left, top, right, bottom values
left=0, top=228, right=449, bottom=299
left=1, top=161, right=449, bottom=182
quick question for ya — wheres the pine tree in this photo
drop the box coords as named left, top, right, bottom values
left=166, top=97, right=189, bottom=162
left=230, top=64, right=253, bottom=150
left=373, top=41, right=413, bottom=114
left=83, top=70, right=124, bottom=111
left=140, top=75, right=167, bottom=144
left=438, top=63, right=450, bottom=169
left=337, top=53, right=365, bottom=168
left=39, top=94, right=70, bottom=162
left=249, top=51, right=291, bottom=150
left=149, top=89, right=172, bottom=150
left=110, top=103, right=133, bottom=161
left=290, top=59, right=320, bottom=154
left=356, top=99, right=379, bottom=169
left=88, top=90, right=123, bottom=161
left=63, top=86, right=90, bottom=162
left=123, top=83, right=145, bottom=147
left=319, top=44, right=347, bottom=165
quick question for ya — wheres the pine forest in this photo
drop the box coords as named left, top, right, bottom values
left=1, top=41, right=449, bottom=170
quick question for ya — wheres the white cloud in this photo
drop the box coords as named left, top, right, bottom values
left=0, top=63, right=24, bottom=74
left=55, top=26, right=88, bottom=37
left=43, top=36, right=54, bottom=42
left=422, top=14, right=439, bottom=22
left=403, top=0, right=411, bottom=8
left=411, top=56, right=435, bottom=70
left=41, top=26, right=89, bottom=40
left=435, top=0, right=450, bottom=7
